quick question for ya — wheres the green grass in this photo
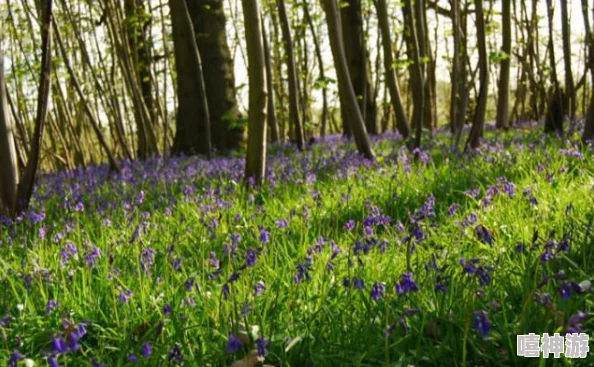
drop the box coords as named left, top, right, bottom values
left=1, top=130, right=593, bottom=366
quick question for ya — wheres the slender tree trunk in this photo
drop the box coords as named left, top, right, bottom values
left=560, top=0, right=576, bottom=121
left=403, top=0, right=425, bottom=150
left=544, top=0, right=564, bottom=134
left=15, top=0, right=53, bottom=213
left=303, top=1, right=328, bottom=138
left=187, top=0, right=243, bottom=152
left=0, top=41, right=19, bottom=215
left=262, top=17, right=280, bottom=143
left=243, top=0, right=268, bottom=184
left=277, top=0, right=304, bottom=150
left=582, top=0, right=594, bottom=142
left=375, top=0, right=410, bottom=139
left=465, top=0, right=489, bottom=151
left=341, top=0, right=378, bottom=135
left=170, top=0, right=212, bottom=157
left=321, top=0, right=375, bottom=159
left=496, top=0, right=511, bottom=130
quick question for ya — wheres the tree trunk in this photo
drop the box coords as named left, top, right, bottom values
left=124, top=0, right=156, bottom=159
left=321, top=0, right=374, bottom=159
left=170, top=0, right=212, bottom=157
left=465, top=0, right=489, bottom=151
left=495, top=0, right=511, bottom=130
left=277, top=0, right=304, bottom=150
left=544, top=0, right=564, bottom=134
left=341, top=0, right=378, bottom=135
left=15, top=0, right=53, bottom=213
left=0, top=41, right=19, bottom=215
left=243, top=0, right=268, bottom=184
left=375, top=0, right=410, bottom=139
left=582, top=0, right=594, bottom=142
left=262, top=17, right=280, bottom=144
left=403, top=0, right=425, bottom=150
left=560, top=0, right=576, bottom=121
left=187, top=0, right=243, bottom=152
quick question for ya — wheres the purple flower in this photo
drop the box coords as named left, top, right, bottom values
left=370, top=282, right=385, bottom=301
left=353, top=277, right=365, bottom=289
left=48, top=356, right=61, bottom=367
left=141, top=342, right=152, bottom=358
left=344, top=220, right=355, bottom=231
left=226, top=333, right=242, bottom=353
left=168, top=344, right=183, bottom=363
left=209, top=251, right=219, bottom=268
left=254, top=281, right=266, bottom=296
left=475, top=225, right=494, bottom=245
left=396, top=272, right=419, bottom=295
left=473, top=311, right=491, bottom=338
left=163, top=304, right=172, bottom=316
left=246, top=248, right=257, bottom=267
left=8, top=350, right=25, bottom=367
left=52, top=336, right=69, bottom=354
left=46, top=299, right=59, bottom=315
left=118, top=290, right=132, bottom=304
left=448, top=203, right=458, bottom=216
left=259, top=227, right=270, bottom=244
left=256, top=337, right=268, bottom=357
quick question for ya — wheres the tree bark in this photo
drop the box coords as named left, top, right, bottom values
left=403, top=0, right=425, bottom=150
left=341, top=0, right=378, bottom=134
left=262, top=16, right=280, bottom=143
left=560, top=0, right=576, bottom=121
left=243, top=0, right=268, bottom=184
left=187, top=0, right=243, bottom=152
left=495, top=0, right=511, bottom=129
left=582, top=0, right=594, bottom=142
left=277, top=0, right=304, bottom=150
left=544, top=0, right=564, bottom=134
left=170, top=0, right=212, bottom=157
left=15, top=0, right=53, bottom=213
left=321, top=0, right=374, bottom=159
left=465, top=0, right=489, bottom=151
left=375, top=0, right=410, bottom=139
left=0, top=41, right=19, bottom=215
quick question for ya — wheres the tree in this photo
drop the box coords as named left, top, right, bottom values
left=465, top=0, right=489, bottom=150
left=124, top=0, right=157, bottom=158
left=495, top=0, right=511, bottom=130
left=262, top=17, right=280, bottom=143
left=243, top=0, right=268, bottom=184
left=187, top=0, right=244, bottom=152
left=321, top=0, right=374, bottom=159
left=341, top=0, right=378, bottom=134
left=169, top=0, right=212, bottom=157
left=560, top=0, right=576, bottom=121
left=403, top=0, right=425, bottom=149
left=544, top=0, right=564, bottom=135
left=277, top=0, right=304, bottom=150
left=582, top=0, right=594, bottom=142
left=0, top=41, right=19, bottom=215
left=374, top=0, right=410, bottom=139
left=15, top=0, right=54, bottom=213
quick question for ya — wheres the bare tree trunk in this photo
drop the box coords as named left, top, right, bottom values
left=544, top=0, right=564, bottom=134
left=303, top=1, right=329, bottom=138
left=403, top=0, right=425, bottom=150
left=262, top=16, right=280, bottom=143
left=277, top=0, right=304, bottom=150
left=582, top=0, right=594, bottom=142
left=496, top=0, right=511, bottom=129
left=188, top=0, right=243, bottom=152
left=465, top=0, right=489, bottom=151
left=321, top=0, right=374, bottom=159
left=0, top=41, right=19, bottom=215
left=560, top=0, right=576, bottom=121
left=170, top=0, right=212, bottom=157
left=243, top=0, right=268, bottom=184
left=341, top=0, right=378, bottom=135
left=15, top=0, right=53, bottom=213
left=375, top=0, right=410, bottom=139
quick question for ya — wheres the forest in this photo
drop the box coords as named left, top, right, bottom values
left=0, top=0, right=593, bottom=366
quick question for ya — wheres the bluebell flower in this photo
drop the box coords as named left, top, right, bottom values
left=256, top=337, right=269, bottom=357
left=226, top=333, right=242, bottom=353
left=8, top=350, right=25, bottom=367
left=353, top=277, right=365, bottom=289
left=127, top=354, right=137, bottom=363
left=370, top=282, right=385, bottom=301
left=475, top=225, right=494, bottom=245
left=48, top=356, right=61, bottom=367
left=396, top=272, right=419, bottom=295
left=246, top=248, right=257, bottom=267
left=254, top=281, right=266, bottom=296
left=46, top=299, right=59, bottom=315
left=473, top=311, right=491, bottom=338
left=141, top=342, right=152, bottom=358
left=259, top=227, right=270, bottom=244
left=163, top=304, right=172, bottom=316
left=168, top=343, right=183, bottom=363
